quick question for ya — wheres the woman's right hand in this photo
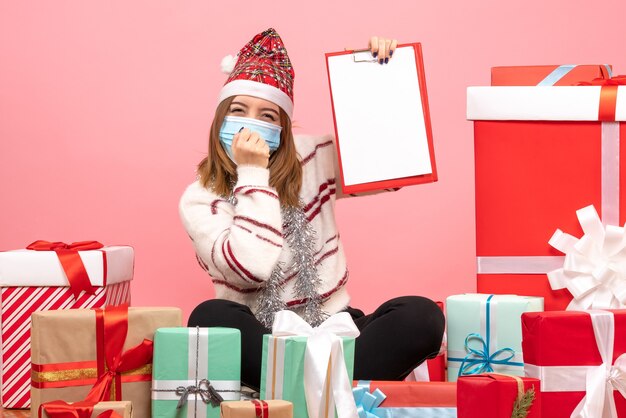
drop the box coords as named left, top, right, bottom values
left=232, top=128, right=270, bottom=168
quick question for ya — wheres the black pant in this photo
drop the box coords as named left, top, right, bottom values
left=188, top=296, right=445, bottom=390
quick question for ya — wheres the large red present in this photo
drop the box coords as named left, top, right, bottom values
left=457, top=373, right=541, bottom=418
left=468, top=69, right=626, bottom=310
left=522, top=310, right=626, bottom=417
left=353, top=380, right=456, bottom=416
left=0, top=241, right=133, bottom=408
left=491, top=64, right=611, bottom=86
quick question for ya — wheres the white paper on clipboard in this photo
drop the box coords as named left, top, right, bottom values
left=327, top=46, right=433, bottom=186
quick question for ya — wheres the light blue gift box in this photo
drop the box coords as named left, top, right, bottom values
left=446, top=294, right=543, bottom=382
left=151, top=327, right=241, bottom=418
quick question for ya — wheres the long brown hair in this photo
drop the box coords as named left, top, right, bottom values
left=197, top=96, right=302, bottom=207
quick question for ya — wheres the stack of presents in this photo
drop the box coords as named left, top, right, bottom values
left=2, top=64, right=626, bottom=417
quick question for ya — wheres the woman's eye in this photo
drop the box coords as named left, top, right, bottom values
left=230, top=108, right=243, bottom=113
left=263, top=113, right=276, bottom=121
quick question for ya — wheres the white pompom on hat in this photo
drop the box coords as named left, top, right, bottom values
left=217, top=28, right=295, bottom=119
left=220, top=54, right=238, bottom=74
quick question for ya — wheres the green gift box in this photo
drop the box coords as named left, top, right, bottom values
left=260, top=335, right=355, bottom=418
left=151, top=327, right=241, bottom=418
left=446, top=293, right=543, bottom=382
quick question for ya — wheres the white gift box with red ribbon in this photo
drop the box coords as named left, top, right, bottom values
left=0, top=243, right=133, bottom=408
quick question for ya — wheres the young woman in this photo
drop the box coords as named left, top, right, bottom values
left=180, top=28, right=444, bottom=390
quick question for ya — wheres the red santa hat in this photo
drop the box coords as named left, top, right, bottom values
left=218, top=28, right=295, bottom=119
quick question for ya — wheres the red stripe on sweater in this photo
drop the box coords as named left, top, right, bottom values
left=256, top=234, right=282, bottom=248
left=211, top=231, right=230, bottom=280
left=314, top=234, right=338, bottom=257
left=211, top=199, right=228, bottom=215
left=238, top=188, right=279, bottom=199
left=320, top=269, right=349, bottom=298
left=303, top=179, right=336, bottom=212
left=283, top=244, right=340, bottom=284
left=221, top=240, right=251, bottom=284
left=286, top=269, right=349, bottom=307
left=227, top=242, right=263, bottom=283
left=301, top=140, right=334, bottom=165
left=234, top=224, right=282, bottom=248
left=195, top=254, right=209, bottom=272
left=212, top=268, right=349, bottom=303
left=315, top=246, right=339, bottom=265
left=234, top=216, right=282, bottom=238
left=307, top=189, right=336, bottom=222
left=234, top=224, right=254, bottom=234
left=211, top=279, right=259, bottom=293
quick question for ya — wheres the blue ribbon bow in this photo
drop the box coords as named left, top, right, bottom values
left=353, top=386, right=386, bottom=418
left=457, top=332, right=521, bottom=376
left=452, top=295, right=524, bottom=377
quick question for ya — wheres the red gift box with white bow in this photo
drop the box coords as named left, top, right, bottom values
left=468, top=68, right=626, bottom=311
left=522, top=309, right=626, bottom=417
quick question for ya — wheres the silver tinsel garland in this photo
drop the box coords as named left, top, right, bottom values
left=255, top=261, right=287, bottom=328
left=283, top=202, right=327, bottom=327
left=224, top=178, right=326, bottom=328
left=255, top=201, right=327, bottom=328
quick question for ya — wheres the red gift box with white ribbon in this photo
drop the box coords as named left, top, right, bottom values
left=468, top=69, right=626, bottom=311
left=491, top=64, right=611, bottom=86
left=522, top=309, right=626, bottom=417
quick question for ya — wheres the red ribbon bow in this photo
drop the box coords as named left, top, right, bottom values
left=26, top=240, right=105, bottom=299
left=84, top=304, right=154, bottom=403
left=578, top=75, right=626, bottom=121
left=253, top=400, right=270, bottom=418
left=578, top=75, right=626, bottom=86
left=39, top=400, right=123, bottom=418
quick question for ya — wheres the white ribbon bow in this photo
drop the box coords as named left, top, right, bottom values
left=272, top=310, right=360, bottom=418
left=571, top=311, right=626, bottom=418
left=548, top=205, right=626, bottom=310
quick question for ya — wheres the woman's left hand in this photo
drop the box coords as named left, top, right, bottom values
left=369, top=36, right=398, bottom=65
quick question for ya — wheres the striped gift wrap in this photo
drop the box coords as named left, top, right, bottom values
left=0, top=245, right=134, bottom=408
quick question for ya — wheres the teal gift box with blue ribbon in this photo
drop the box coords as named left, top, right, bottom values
left=446, top=294, right=543, bottom=382
left=151, top=327, right=241, bottom=418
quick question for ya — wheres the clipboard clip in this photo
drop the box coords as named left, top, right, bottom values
left=348, top=47, right=377, bottom=63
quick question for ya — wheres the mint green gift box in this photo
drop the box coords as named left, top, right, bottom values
left=446, top=294, right=543, bottom=382
left=151, top=327, right=241, bottom=418
left=260, top=335, right=355, bottom=418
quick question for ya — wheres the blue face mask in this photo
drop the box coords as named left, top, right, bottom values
left=219, top=116, right=282, bottom=163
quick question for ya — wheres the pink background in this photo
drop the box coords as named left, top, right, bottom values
left=2, top=0, right=625, bottom=322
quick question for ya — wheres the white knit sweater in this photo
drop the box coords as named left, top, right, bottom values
left=180, top=134, right=353, bottom=315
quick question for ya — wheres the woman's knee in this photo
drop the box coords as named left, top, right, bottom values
left=404, top=296, right=444, bottom=327
left=387, top=295, right=443, bottom=318
left=389, top=296, right=445, bottom=352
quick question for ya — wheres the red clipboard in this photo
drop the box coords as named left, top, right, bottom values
left=325, top=42, right=437, bottom=194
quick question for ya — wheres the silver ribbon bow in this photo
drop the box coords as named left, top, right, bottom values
left=175, top=378, right=224, bottom=409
